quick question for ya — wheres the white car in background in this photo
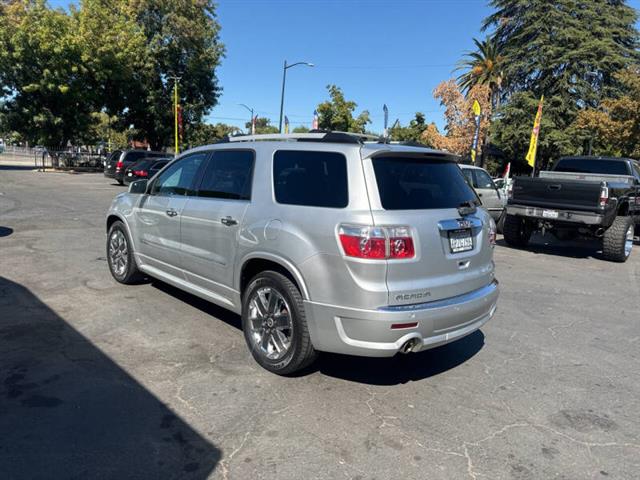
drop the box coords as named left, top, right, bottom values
left=460, top=165, right=507, bottom=232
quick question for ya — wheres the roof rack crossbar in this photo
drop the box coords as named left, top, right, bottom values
left=225, top=131, right=381, bottom=145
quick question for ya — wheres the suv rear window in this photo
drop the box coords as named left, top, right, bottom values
left=273, top=151, right=348, bottom=208
left=554, top=158, right=629, bottom=175
left=372, top=157, right=477, bottom=210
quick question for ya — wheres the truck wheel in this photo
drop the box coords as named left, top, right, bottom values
left=503, top=214, right=532, bottom=248
left=242, top=271, right=318, bottom=375
left=602, top=216, right=634, bottom=262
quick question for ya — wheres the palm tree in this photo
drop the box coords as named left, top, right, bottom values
left=456, top=37, right=505, bottom=110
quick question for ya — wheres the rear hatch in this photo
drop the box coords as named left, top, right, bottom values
left=363, top=152, right=495, bottom=306
left=104, top=151, right=122, bottom=174
left=511, top=176, right=601, bottom=211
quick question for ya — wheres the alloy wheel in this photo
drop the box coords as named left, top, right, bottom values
left=247, top=287, right=293, bottom=361
left=109, top=230, right=129, bottom=277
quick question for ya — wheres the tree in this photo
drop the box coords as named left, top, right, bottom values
left=483, top=0, right=639, bottom=164
left=316, top=85, right=370, bottom=133
left=187, top=122, right=239, bottom=147
left=573, top=67, right=640, bottom=158
left=389, top=113, right=433, bottom=144
left=456, top=37, right=504, bottom=109
left=0, top=1, right=94, bottom=146
left=124, top=0, right=225, bottom=149
left=421, top=80, right=491, bottom=159
left=245, top=117, right=279, bottom=134
left=292, top=125, right=309, bottom=133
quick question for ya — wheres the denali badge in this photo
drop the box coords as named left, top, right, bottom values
left=395, top=291, right=431, bottom=302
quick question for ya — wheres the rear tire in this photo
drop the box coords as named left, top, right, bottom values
left=602, top=216, right=634, bottom=262
left=117, top=178, right=124, bottom=186
left=242, top=271, right=317, bottom=375
left=107, top=221, right=143, bottom=284
left=503, top=214, right=532, bottom=248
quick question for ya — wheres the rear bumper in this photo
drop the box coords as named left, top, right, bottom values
left=507, top=204, right=604, bottom=225
left=304, top=280, right=499, bottom=357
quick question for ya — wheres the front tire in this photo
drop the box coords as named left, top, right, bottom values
left=503, top=214, right=532, bottom=248
left=107, top=221, right=143, bottom=284
left=602, top=216, right=634, bottom=262
left=242, top=271, right=317, bottom=375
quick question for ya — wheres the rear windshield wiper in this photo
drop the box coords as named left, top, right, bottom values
left=457, top=200, right=477, bottom=216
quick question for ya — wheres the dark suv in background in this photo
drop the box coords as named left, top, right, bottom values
left=104, top=150, right=169, bottom=185
left=123, top=158, right=171, bottom=185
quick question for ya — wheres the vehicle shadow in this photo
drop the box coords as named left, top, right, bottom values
left=0, top=276, right=220, bottom=479
left=496, top=233, right=605, bottom=260
left=0, top=165, right=35, bottom=171
left=150, top=279, right=485, bottom=385
left=312, top=330, right=485, bottom=385
left=0, top=226, right=13, bottom=237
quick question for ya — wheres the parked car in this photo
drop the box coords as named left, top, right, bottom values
left=104, top=150, right=168, bottom=185
left=106, top=132, right=499, bottom=374
left=461, top=165, right=506, bottom=232
left=505, top=156, right=640, bottom=262
left=123, top=158, right=171, bottom=185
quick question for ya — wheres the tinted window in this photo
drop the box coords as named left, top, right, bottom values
left=151, top=152, right=207, bottom=196
left=372, top=157, right=477, bottom=210
left=150, top=160, right=169, bottom=171
left=554, top=158, right=630, bottom=175
left=197, top=150, right=254, bottom=200
left=474, top=169, right=495, bottom=189
left=129, top=159, right=155, bottom=171
left=273, top=151, right=348, bottom=208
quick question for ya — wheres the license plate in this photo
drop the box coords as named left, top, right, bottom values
left=449, top=229, right=473, bottom=253
left=542, top=209, right=559, bottom=219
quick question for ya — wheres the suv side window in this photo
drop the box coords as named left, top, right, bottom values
left=150, top=152, right=208, bottom=196
left=273, top=150, right=348, bottom=208
left=197, top=150, right=255, bottom=200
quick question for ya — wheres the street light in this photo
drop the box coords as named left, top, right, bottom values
left=238, top=103, right=254, bottom=134
left=279, top=60, right=314, bottom=133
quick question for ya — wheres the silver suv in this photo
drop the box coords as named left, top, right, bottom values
left=106, top=132, right=499, bottom=374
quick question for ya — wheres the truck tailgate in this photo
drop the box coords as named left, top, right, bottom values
left=511, top=177, right=600, bottom=211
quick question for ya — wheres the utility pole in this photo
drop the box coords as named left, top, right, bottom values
left=169, top=76, right=181, bottom=154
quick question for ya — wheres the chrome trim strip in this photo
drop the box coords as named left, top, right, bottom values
left=438, top=217, right=483, bottom=231
left=379, top=280, right=499, bottom=312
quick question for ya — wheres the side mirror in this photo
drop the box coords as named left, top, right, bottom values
left=129, top=179, right=148, bottom=194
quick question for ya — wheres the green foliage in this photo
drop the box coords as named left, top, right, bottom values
left=456, top=37, right=504, bottom=109
left=482, top=0, right=639, bottom=165
left=187, top=122, right=239, bottom=147
left=316, top=85, right=370, bottom=133
left=125, top=0, right=224, bottom=149
left=0, top=0, right=223, bottom=148
left=244, top=117, right=278, bottom=134
left=292, top=125, right=309, bottom=133
left=389, top=113, right=432, bottom=143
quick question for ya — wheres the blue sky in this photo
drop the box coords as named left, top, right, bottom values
left=50, top=0, right=640, bottom=133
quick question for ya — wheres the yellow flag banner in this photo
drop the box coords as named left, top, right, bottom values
left=525, top=95, right=544, bottom=168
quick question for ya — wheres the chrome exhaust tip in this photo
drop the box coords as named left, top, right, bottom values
left=399, top=338, right=420, bottom=354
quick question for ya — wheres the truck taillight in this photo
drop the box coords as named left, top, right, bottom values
left=599, top=185, right=609, bottom=208
left=338, top=225, right=415, bottom=260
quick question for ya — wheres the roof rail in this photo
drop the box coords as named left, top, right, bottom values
left=223, top=131, right=381, bottom=145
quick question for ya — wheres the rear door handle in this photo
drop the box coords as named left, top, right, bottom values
left=221, top=216, right=238, bottom=226
left=165, top=209, right=178, bottom=217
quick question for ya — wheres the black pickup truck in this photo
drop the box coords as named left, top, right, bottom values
left=504, top=156, right=640, bottom=262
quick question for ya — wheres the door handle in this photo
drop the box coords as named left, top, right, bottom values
left=165, top=209, right=178, bottom=217
left=221, top=216, right=238, bottom=226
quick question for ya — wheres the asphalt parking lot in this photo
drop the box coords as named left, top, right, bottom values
left=1, top=166, right=639, bottom=480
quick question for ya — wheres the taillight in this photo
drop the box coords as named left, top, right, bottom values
left=338, top=225, right=415, bottom=259
left=599, top=185, right=609, bottom=208
left=133, top=170, right=148, bottom=177
left=115, top=160, right=124, bottom=172
left=387, top=226, right=415, bottom=259
left=488, top=217, right=497, bottom=247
